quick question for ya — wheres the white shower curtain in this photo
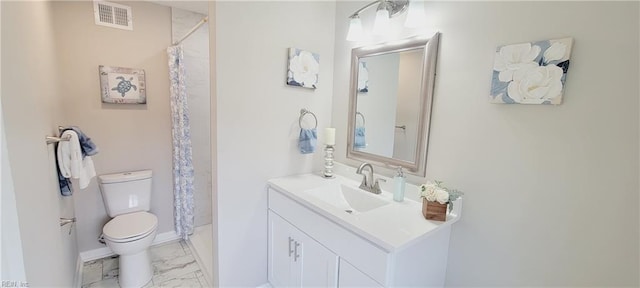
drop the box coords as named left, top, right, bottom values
left=167, top=45, right=195, bottom=239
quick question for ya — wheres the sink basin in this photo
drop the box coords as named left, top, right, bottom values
left=304, top=183, right=390, bottom=214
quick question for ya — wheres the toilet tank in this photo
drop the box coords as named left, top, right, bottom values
left=98, top=170, right=152, bottom=218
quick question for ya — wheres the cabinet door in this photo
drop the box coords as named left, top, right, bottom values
left=269, top=210, right=339, bottom=288
left=268, top=211, right=295, bottom=287
left=296, top=231, right=338, bottom=287
left=338, top=259, right=383, bottom=288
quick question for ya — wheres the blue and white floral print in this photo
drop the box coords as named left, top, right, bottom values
left=167, top=45, right=195, bottom=240
left=358, top=61, right=369, bottom=93
left=287, top=48, right=320, bottom=89
left=490, top=38, right=573, bottom=105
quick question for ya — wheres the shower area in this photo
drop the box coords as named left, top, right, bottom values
left=168, top=6, right=213, bottom=283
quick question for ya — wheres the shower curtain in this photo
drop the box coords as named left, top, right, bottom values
left=167, top=45, right=195, bottom=239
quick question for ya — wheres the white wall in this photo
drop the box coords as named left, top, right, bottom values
left=0, top=3, right=22, bottom=281
left=215, top=1, right=336, bottom=285
left=171, top=7, right=212, bottom=228
left=1, top=1, right=78, bottom=286
left=333, top=1, right=639, bottom=286
left=51, top=1, right=175, bottom=253
left=1, top=116, right=27, bottom=284
left=207, top=3, right=219, bottom=285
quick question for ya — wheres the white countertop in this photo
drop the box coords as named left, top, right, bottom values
left=267, top=172, right=462, bottom=252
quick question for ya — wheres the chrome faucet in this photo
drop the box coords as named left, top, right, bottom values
left=356, top=162, right=385, bottom=194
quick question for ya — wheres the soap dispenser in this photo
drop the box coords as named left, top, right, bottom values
left=393, top=167, right=406, bottom=202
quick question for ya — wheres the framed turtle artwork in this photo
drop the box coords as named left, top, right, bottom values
left=99, top=65, right=146, bottom=104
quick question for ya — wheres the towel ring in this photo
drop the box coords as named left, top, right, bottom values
left=356, top=112, right=366, bottom=127
left=299, top=109, right=318, bottom=129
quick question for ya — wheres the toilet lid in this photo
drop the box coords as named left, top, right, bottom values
left=103, top=211, right=158, bottom=240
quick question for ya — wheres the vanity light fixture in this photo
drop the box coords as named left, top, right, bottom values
left=405, top=0, right=427, bottom=28
left=346, top=0, right=426, bottom=41
left=346, top=15, right=364, bottom=41
left=372, top=2, right=392, bottom=35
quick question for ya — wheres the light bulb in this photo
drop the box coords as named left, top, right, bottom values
left=372, top=8, right=390, bottom=35
left=405, top=0, right=426, bottom=28
left=346, top=16, right=364, bottom=41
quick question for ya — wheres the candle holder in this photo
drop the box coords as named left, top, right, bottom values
left=323, top=144, right=335, bottom=178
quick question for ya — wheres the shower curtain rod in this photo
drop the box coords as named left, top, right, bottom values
left=173, top=16, right=209, bottom=46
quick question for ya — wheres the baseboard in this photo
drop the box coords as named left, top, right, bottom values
left=185, top=240, right=212, bottom=286
left=256, top=283, right=273, bottom=288
left=74, top=255, right=83, bottom=288
left=79, top=246, right=113, bottom=263
left=79, top=230, right=181, bottom=262
left=153, top=230, right=181, bottom=245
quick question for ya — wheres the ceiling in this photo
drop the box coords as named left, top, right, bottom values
left=148, top=1, right=209, bottom=15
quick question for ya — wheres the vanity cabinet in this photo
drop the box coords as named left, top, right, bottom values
left=268, top=186, right=453, bottom=287
left=338, top=260, right=382, bottom=288
left=268, top=211, right=338, bottom=287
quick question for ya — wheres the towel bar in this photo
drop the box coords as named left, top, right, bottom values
left=45, top=126, right=74, bottom=144
left=59, top=217, right=76, bottom=227
left=299, top=109, right=318, bottom=129
left=60, top=217, right=76, bottom=235
left=46, top=135, right=71, bottom=144
left=58, top=126, right=73, bottom=134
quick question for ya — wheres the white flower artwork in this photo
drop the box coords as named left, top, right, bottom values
left=490, top=38, right=573, bottom=105
left=287, top=48, right=320, bottom=89
left=358, top=61, right=369, bottom=93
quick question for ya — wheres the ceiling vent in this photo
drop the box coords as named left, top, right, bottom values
left=93, top=1, right=133, bottom=30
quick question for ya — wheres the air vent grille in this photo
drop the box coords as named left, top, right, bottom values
left=93, top=1, right=133, bottom=31
left=98, top=3, right=113, bottom=24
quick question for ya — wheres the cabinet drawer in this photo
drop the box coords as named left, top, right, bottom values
left=269, top=189, right=389, bottom=286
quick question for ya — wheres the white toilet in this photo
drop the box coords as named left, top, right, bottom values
left=99, top=170, right=158, bottom=288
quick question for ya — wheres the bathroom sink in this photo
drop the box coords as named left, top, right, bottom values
left=269, top=173, right=463, bottom=253
left=304, top=183, right=390, bottom=214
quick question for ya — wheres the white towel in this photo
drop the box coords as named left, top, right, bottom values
left=57, top=130, right=96, bottom=189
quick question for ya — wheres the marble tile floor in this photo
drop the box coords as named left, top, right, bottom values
left=82, top=241, right=209, bottom=288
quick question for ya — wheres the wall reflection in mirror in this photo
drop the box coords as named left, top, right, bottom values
left=354, top=48, right=424, bottom=162
left=347, top=33, right=440, bottom=176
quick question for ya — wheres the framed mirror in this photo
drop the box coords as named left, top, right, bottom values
left=347, top=33, right=440, bottom=176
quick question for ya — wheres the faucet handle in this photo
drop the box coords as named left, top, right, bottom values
left=358, top=174, right=368, bottom=191
left=372, top=178, right=386, bottom=194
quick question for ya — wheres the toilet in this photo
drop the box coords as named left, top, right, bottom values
left=98, top=170, right=158, bottom=288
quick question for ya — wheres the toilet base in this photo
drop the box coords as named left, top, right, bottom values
left=118, top=249, right=153, bottom=288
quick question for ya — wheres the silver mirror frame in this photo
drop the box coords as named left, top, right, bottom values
left=346, top=32, right=440, bottom=176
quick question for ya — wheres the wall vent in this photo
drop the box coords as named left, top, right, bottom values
left=93, top=1, right=133, bottom=30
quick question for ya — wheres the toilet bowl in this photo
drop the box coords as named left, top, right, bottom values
left=98, top=170, right=157, bottom=288
left=103, top=212, right=158, bottom=287
left=103, top=211, right=158, bottom=288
